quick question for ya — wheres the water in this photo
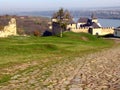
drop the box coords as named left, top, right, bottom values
left=18, top=11, right=120, bottom=28
left=98, top=19, right=120, bottom=28
left=74, top=17, right=120, bottom=28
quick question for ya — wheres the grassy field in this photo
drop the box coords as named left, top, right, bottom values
left=0, top=32, right=114, bottom=85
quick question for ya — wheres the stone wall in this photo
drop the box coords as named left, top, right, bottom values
left=70, top=27, right=114, bottom=35
left=67, top=24, right=76, bottom=30
left=92, top=27, right=114, bottom=35
left=70, top=28, right=89, bottom=33
left=114, top=28, right=120, bottom=37
left=101, top=27, right=114, bottom=35
left=0, top=18, right=17, bottom=37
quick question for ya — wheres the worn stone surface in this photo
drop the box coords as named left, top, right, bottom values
left=0, top=46, right=120, bottom=90
left=68, top=47, right=120, bottom=90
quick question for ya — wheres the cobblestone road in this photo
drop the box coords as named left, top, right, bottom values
left=0, top=46, right=120, bottom=90
left=68, top=47, right=120, bottom=90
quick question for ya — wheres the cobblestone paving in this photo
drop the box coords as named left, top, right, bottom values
left=68, top=47, right=120, bottom=90
left=0, top=46, right=120, bottom=90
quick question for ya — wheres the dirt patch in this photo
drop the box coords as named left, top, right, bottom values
left=81, top=36, right=89, bottom=41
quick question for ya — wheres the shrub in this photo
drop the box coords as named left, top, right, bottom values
left=0, top=25, right=4, bottom=31
left=33, top=30, right=40, bottom=37
left=43, top=30, right=52, bottom=36
left=17, top=28, right=25, bottom=35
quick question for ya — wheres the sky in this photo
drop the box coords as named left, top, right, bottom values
left=0, top=0, right=120, bottom=12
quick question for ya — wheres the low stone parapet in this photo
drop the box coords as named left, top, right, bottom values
left=70, top=28, right=89, bottom=33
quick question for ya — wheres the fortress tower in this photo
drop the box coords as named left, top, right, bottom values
left=91, top=13, right=98, bottom=23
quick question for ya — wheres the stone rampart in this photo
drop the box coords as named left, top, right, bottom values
left=0, top=18, right=17, bottom=37
left=70, top=27, right=89, bottom=33
left=70, top=27, right=114, bottom=35
left=101, top=27, right=114, bottom=35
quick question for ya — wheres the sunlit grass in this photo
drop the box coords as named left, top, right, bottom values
left=0, top=32, right=113, bottom=65
left=0, top=32, right=114, bottom=84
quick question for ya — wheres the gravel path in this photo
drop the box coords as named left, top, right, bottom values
left=0, top=46, right=120, bottom=90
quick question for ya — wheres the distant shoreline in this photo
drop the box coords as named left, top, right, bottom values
left=0, top=14, right=119, bottom=27
left=1, top=9, right=120, bottom=20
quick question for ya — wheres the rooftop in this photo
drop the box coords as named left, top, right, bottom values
left=92, top=22, right=101, bottom=28
left=77, top=17, right=88, bottom=23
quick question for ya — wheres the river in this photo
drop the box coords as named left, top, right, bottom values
left=74, top=18, right=120, bottom=28
left=98, top=19, right=120, bottom=28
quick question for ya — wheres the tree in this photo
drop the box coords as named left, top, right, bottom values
left=52, top=8, right=73, bottom=37
left=52, top=8, right=73, bottom=23
left=64, top=10, right=73, bottom=23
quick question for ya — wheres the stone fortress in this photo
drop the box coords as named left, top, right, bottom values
left=51, top=13, right=114, bottom=36
left=0, top=18, right=17, bottom=37
left=0, top=14, right=115, bottom=37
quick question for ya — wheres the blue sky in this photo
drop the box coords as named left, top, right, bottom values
left=0, top=0, right=120, bottom=11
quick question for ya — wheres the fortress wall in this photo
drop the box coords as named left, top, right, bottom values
left=0, top=18, right=17, bottom=37
left=92, top=27, right=114, bottom=35
left=70, top=28, right=89, bottom=33
left=67, top=24, right=76, bottom=30
left=0, top=31, right=7, bottom=37
left=71, top=27, right=114, bottom=36
left=92, top=28, right=102, bottom=35
left=101, top=27, right=114, bottom=35
left=114, top=28, right=120, bottom=37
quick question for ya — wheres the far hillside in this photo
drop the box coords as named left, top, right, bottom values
left=0, top=15, right=51, bottom=35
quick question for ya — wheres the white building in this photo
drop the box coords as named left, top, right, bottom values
left=77, top=18, right=88, bottom=29
left=114, top=27, right=120, bottom=37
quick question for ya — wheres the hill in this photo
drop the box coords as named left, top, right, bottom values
left=0, top=15, right=50, bottom=35
left=0, top=32, right=114, bottom=89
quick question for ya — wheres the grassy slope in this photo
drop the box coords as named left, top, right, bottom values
left=0, top=32, right=114, bottom=84
left=0, top=32, right=113, bottom=65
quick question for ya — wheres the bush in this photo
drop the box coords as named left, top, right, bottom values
left=43, top=30, right=52, bottom=36
left=17, top=28, right=25, bottom=35
left=33, top=30, right=40, bottom=37
left=0, top=25, right=4, bottom=31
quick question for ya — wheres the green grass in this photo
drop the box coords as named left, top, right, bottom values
left=0, top=32, right=113, bottom=65
left=0, top=74, right=11, bottom=84
left=0, top=32, right=114, bottom=84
